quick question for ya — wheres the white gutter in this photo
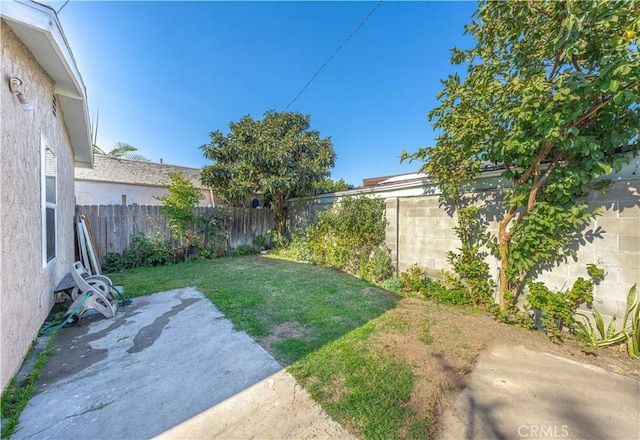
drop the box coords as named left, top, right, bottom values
left=1, top=0, right=93, bottom=167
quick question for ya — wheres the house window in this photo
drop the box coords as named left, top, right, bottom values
left=42, top=139, right=56, bottom=266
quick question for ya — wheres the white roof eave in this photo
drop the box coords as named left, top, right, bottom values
left=1, top=0, right=93, bottom=168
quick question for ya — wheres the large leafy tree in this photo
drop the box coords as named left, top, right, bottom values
left=200, top=110, right=336, bottom=238
left=404, top=1, right=639, bottom=311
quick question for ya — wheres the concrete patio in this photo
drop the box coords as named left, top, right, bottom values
left=15, top=287, right=352, bottom=439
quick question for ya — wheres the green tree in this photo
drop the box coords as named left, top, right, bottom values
left=200, top=110, right=336, bottom=238
left=156, top=172, right=203, bottom=250
left=94, top=141, right=149, bottom=161
left=403, top=1, right=639, bottom=311
left=315, top=177, right=353, bottom=193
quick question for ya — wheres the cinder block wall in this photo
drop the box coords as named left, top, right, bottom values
left=386, top=178, right=640, bottom=321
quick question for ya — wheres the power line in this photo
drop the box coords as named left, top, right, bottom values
left=283, top=1, right=383, bottom=112
left=57, top=1, right=70, bottom=14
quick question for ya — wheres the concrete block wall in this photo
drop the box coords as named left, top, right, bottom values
left=386, top=178, right=640, bottom=322
left=386, top=196, right=461, bottom=278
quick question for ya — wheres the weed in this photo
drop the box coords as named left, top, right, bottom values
left=420, top=326, right=434, bottom=345
left=381, top=278, right=403, bottom=293
left=1, top=336, right=55, bottom=438
left=231, top=244, right=257, bottom=257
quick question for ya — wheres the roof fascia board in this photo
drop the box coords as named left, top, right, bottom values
left=2, top=0, right=93, bottom=167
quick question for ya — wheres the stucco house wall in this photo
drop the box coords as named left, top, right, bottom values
left=75, top=155, right=216, bottom=207
left=0, top=2, right=92, bottom=392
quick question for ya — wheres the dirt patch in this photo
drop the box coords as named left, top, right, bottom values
left=370, top=297, right=639, bottom=438
left=260, top=322, right=309, bottom=356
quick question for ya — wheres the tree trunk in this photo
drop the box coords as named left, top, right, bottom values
left=273, top=193, right=287, bottom=241
left=497, top=214, right=514, bottom=311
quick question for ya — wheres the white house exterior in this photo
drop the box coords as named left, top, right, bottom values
left=1, top=0, right=92, bottom=391
left=75, top=154, right=217, bottom=207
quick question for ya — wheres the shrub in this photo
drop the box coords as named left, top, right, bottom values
left=102, top=252, right=125, bottom=273
left=442, top=206, right=495, bottom=307
left=231, top=244, right=257, bottom=257
left=399, top=265, right=472, bottom=305
left=101, top=233, right=186, bottom=273
left=280, top=196, right=392, bottom=284
left=357, top=246, right=393, bottom=284
left=381, top=278, right=402, bottom=292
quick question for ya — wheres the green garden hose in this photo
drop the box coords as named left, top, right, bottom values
left=39, top=292, right=92, bottom=336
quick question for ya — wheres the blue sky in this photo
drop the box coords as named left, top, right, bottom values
left=45, top=0, right=477, bottom=186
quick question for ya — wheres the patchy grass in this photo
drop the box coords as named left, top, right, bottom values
left=108, top=256, right=506, bottom=438
left=289, top=318, right=420, bottom=439
left=108, top=255, right=638, bottom=439
left=108, top=255, right=399, bottom=362
left=1, top=337, right=55, bottom=439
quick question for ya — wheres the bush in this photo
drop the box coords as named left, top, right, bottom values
left=399, top=264, right=473, bottom=306
left=101, top=233, right=186, bottom=272
left=381, top=278, right=402, bottom=293
left=231, top=244, right=258, bottom=257
left=357, top=246, right=393, bottom=284
left=102, top=252, right=125, bottom=273
left=279, top=196, right=392, bottom=284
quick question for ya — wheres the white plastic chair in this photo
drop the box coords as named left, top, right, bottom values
left=64, top=262, right=118, bottom=324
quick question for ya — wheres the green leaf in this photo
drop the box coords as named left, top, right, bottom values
left=609, top=79, right=620, bottom=92
left=594, top=307, right=606, bottom=339
left=606, top=315, right=617, bottom=339
left=622, top=283, right=638, bottom=327
left=598, top=162, right=613, bottom=175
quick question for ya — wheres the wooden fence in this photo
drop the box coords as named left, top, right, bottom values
left=75, top=205, right=275, bottom=260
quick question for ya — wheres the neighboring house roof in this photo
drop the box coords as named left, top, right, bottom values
left=75, top=154, right=204, bottom=188
left=362, top=172, right=429, bottom=188
left=1, top=0, right=92, bottom=167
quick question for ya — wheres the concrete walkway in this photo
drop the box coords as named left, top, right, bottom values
left=438, top=345, right=640, bottom=440
left=16, top=287, right=351, bottom=439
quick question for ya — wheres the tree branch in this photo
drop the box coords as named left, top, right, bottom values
left=570, top=79, right=640, bottom=131
left=571, top=54, right=583, bottom=73
left=514, top=140, right=554, bottom=188
left=548, top=50, right=565, bottom=80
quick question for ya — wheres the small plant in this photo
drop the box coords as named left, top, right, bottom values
left=399, top=265, right=471, bottom=305
left=1, top=337, right=56, bottom=438
left=575, top=284, right=639, bottom=358
left=357, top=245, right=393, bottom=284
left=443, top=206, right=495, bottom=306
left=526, top=275, right=598, bottom=342
left=400, top=264, right=428, bottom=293
left=231, top=244, right=257, bottom=257
left=381, top=278, right=402, bottom=293
left=254, top=234, right=267, bottom=250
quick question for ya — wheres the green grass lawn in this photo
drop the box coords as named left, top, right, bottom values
left=108, top=255, right=399, bottom=364
left=111, top=255, right=486, bottom=438
left=108, top=255, right=428, bottom=438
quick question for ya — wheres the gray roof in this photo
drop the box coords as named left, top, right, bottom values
left=74, top=154, right=204, bottom=188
